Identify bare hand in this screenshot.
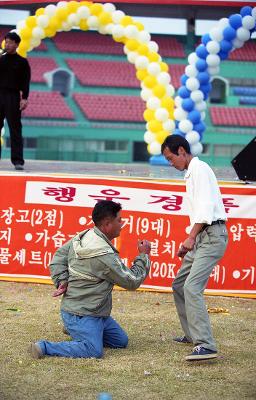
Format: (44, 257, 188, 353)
(52, 281, 68, 297)
(20, 99, 28, 111)
(177, 237, 195, 258)
(138, 239, 151, 255)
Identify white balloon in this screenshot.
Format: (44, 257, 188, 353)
(174, 96, 182, 107)
(206, 40, 220, 54)
(99, 26, 108, 35)
(236, 27, 251, 42)
(188, 52, 199, 65)
(44, 4, 57, 17)
(105, 23, 114, 35)
(68, 13, 79, 26)
(252, 7, 256, 19)
(144, 131, 155, 144)
(242, 15, 255, 30)
(125, 25, 139, 39)
(16, 20, 26, 30)
(200, 111, 206, 120)
(186, 77, 200, 91)
(190, 90, 204, 103)
(218, 18, 229, 29)
(112, 10, 125, 23)
(37, 15, 49, 28)
(190, 142, 203, 155)
(147, 62, 161, 76)
(155, 108, 169, 122)
(77, 6, 90, 19)
(61, 21, 72, 31)
(127, 51, 137, 63)
(206, 54, 220, 67)
(207, 65, 220, 75)
(30, 37, 41, 47)
(32, 27, 45, 39)
(185, 130, 200, 145)
(56, 1, 68, 8)
(87, 16, 99, 29)
(149, 141, 161, 155)
(112, 25, 125, 38)
(139, 30, 151, 43)
(232, 38, 244, 49)
(135, 55, 149, 69)
(148, 41, 159, 53)
(195, 100, 207, 112)
(147, 97, 161, 110)
(166, 84, 175, 97)
(157, 72, 171, 85)
(174, 107, 188, 121)
(140, 88, 152, 101)
(103, 3, 116, 13)
(185, 64, 198, 77)
(163, 119, 175, 133)
(209, 27, 223, 42)
(179, 119, 193, 133)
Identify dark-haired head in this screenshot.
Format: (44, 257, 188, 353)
(5, 31, 21, 44)
(161, 134, 191, 156)
(92, 200, 122, 227)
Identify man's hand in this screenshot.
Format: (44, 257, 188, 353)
(52, 281, 68, 297)
(20, 99, 28, 111)
(177, 237, 195, 258)
(138, 239, 151, 255)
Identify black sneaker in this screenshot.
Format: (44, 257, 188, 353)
(186, 345, 217, 361)
(173, 335, 192, 344)
(14, 164, 24, 171)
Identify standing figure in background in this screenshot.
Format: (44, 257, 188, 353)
(161, 134, 228, 361)
(0, 32, 31, 170)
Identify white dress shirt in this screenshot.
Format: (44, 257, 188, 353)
(184, 157, 227, 227)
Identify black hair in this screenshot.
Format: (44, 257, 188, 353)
(5, 32, 21, 44)
(161, 134, 191, 155)
(92, 200, 122, 226)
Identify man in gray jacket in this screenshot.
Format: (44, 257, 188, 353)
(30, 200, 151, 359)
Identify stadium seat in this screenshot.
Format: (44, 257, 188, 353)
(23, 91, 75, 119)
(210, 107, 256, 127)
(28, 57, 58, 83)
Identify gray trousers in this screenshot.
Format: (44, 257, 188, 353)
(172, 223, 228, 351)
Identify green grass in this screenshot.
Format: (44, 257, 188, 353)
(0, 281, 255, 400)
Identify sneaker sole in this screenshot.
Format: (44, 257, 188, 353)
(29, 343, 44, 359)
(186, 353, 218, 361)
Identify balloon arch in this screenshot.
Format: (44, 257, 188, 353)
(8, 1, 256, 157)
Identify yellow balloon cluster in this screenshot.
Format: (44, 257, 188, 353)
(15, 1, 176, 155)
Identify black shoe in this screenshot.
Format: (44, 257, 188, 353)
(186, 345, 218, 361)
(173, 335, 192, 344)
(14, 164, 24, 171)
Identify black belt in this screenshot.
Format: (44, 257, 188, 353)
(201, 220, 225, 231)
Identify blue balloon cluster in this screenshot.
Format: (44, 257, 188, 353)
(173, 5, 256, 155)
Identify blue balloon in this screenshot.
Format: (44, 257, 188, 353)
(200, 82, 212, 95)
(240, 6, 252, 17)
(182, 98, 195, 112)
(188, 110, 201, 124)
(196, 44, 209, 59)
(219, 39, 232, 53)
(223, 26, 236, 41)
(202, 33, 211, 46)
(197, 72, 210, 85)
(173, 128, 185, 137)
(178, 86, 191, 98)
(229, 14, 242, 29)
(218, 50, 229, 60)
(193, 121, 206, 134)
(180, 74, 188, 85)
(196, 59, 208, 72)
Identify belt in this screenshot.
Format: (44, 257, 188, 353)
(201, 220, 225, 231)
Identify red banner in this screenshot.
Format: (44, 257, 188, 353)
(0, 174, 255, 297)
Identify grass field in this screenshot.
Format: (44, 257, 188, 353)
(0, 281, 255, 400)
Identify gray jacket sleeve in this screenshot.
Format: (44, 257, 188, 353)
(99, 253, 150, 290)
(49, 239, 72, 288)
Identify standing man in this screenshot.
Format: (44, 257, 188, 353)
(30, 200, 151, 359)
(161, 135, 228, 361)
(0, 31, 31, 170)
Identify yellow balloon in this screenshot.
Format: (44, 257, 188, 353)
(125, 39, 139, 51)
(161, 96, 173, 109)
(35, 8, 45, 17)
(160, 62, 169, 72)
(155, 130, 169, 144)
(137, 44, 149, 56)
(20, 27, 32, 40)
(143, 109, 155, 122)
(67, 1, 80, 12)
(113, 36, 126, 43)
(90, 3, 103, 15)
(148, 52, 160, 62)
(148, 120, 163, 133)
(1, 39, 5, 50)
(56, 8, 68, 21)
(26, 16, 37, 28)
(79, 20, 89, 31)
(134, 21, 144, 31)
(153, 84, 166, 98)
(17, 47, 27, 57)
(136, 69, 147, 81)
(98, 12, 112, 25)
(143, 75, 157, 89)
(120, 16, 133, 26)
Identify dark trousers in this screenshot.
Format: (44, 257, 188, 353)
(0, 89, 24, 165)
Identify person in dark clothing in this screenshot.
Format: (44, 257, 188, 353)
(0, 31, 31, 170)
